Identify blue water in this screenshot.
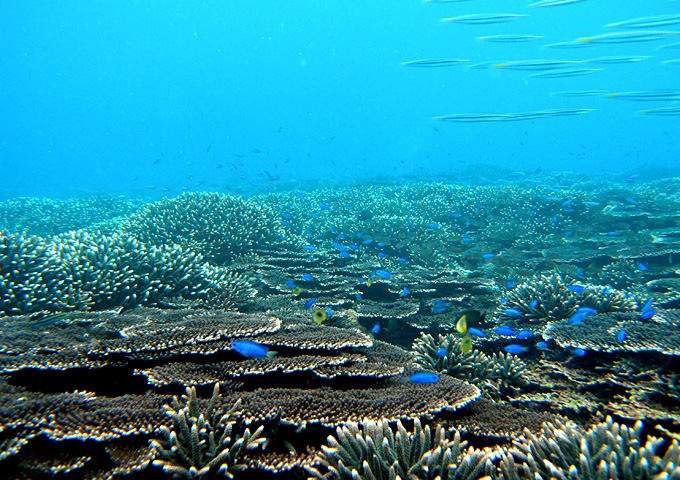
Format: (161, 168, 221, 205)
(1, 0, 679, 199)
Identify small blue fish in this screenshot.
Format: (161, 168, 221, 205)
(400, 287, 410, 297)
(505, 280, 515, 288)
(568, 285, 586, 292)
(376, 270, 392, 279)
(569, 312, 586, 325)
(529, 300, 539, 309)
(617, 328, 626, 342)
(572, 348, 586, 356)
(356, 294, 362, 300)
(468, 328, 486, 338)
(378, 252, 387, 258)
(409, 372, 440, 384)
(282, 213, 292, 219)
(428, 223, 440, 228)
(309, 213, 320, 218)
(641, 299, 653, 313)
(231, 340, 277, 359)
(516, 330, 532, 339)
(536, 341, 548, 349)
(504, 344, 527, 354)
(340, 251, 350, 258)
(482, 253, 495, 259)
(641, 310, 656, 320)
(362, 238, 374, 244)
(320, 203, 331, 210)
(504, 308, 523, 317)
(377, 242, 384, 247)
(398, 257, 407, 262)
(332, 242, 346, 251)
(281, 221, 290, 226)
(303, 245, 317, 251)
(305, 298, 316, 308)
(578, 307, 597, 315)
(349, 244, 360, 249)
(302, 274, 313, 281)
(494, 326, 516, 336)
(337, 234, 346, 239)
(638, 262, 648, 271)
(437, 347, 446, 357)
(372, 323, 380, 334)
(285, 280, 296, 287)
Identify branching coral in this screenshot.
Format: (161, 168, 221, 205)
(306, 418, 495, 480)
(501, 273, 578, 322)
(150, 383, 265, 479)
(412, 333, 526, 398)
(502, 416, 680, 480)
(123, 192, 282, 265)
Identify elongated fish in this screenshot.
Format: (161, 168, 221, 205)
(607, 14, 680, 29)
(442, 13, 525, 25)
(435, 109, 594, 122)
(530, 0, 586, 7)
(531, 68, 601, 78)
(578, 31, 680, 44)
(401, 58, 469, 67)
(477, 34, 543, 43)
(605, 90, 680, 101)
(639, 107, 680, 116)
(491, 59, 586, 71)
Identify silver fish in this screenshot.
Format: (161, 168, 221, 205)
(442, 13, 525, 25)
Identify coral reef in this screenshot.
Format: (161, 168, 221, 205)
(122, 192, 283, 265)
(151, 384, 265, 478)
(413, 333, 527, 398)
(306, 418, 496, 480)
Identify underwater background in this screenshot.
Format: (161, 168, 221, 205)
(2, 1, 680, 479)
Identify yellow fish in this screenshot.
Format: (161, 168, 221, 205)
(461, 336, 473, 353)
(366, 277, 373, 287)
(312, 309, 327, 324)
(456, 314, 468, 334)
(292, 287, 302, 296)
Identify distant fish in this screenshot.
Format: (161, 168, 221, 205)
(482, 253, 495, 259)
(641, 310, 656, 320)
(467, 328, 485, 338)
(437, 347, 446, 357)
(409, 372, 439, 384)
(400, 287, 410, 297)
(641, 299, 653, 313)
(531, 68, 601, 78)
(568, 285, 586, 292)
(302, 274, 313, 281)
(320, 203, 331, 210)
(251, 148, 261, 153)
(442, 13, 525, 25)
(606, 14, 680, 29)
(552, 90, 607, 97)
(530, 0, 585, 7)
(516, 330, 533, 339)
(28, 312, 69, 329)
(577, 31, 678, 45)
(639, 107, 680, 116)
(572, 348, 587, 356)
(504, 308, 523, 317)
(375, 269, 392, 279)
(231, 340, 277, 359)
(617, 327, 626, 342)
(478, 34, 543, 43)
(605, 90, 680, 101)
(491, 59, 586, 71)
(494, 326, 516, 336)
(529, 300, 539, 309)
(537, 341, 548, 349)
(456, 314, 468, 334)
(206, 144, 212, 153)
(585, 55, 650, 64)
(312, 309, 327, 324)
(303, 245, 317, 251)
(305, 298, 316, 308)
(578, 307, 597, 315)
(460, 336, 473, 353)
(504, 344, 528, 354)
(372, 323, 380, 334)
(402, 58, 469, 67)
(569, 312, 586, 325)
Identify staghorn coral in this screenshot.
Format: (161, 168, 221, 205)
(151, 383, 265, 479)
(0, 195, 144, 236)
(306, 418, 496, 480)
(501, 273, 579, 322)
(502, 416, 680, 480)
(123, 192, 283, 265)
(0, 231, 86, 314)
(412, 333, 527, 398)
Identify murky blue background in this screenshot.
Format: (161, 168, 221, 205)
(1, 0, 678, 199)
